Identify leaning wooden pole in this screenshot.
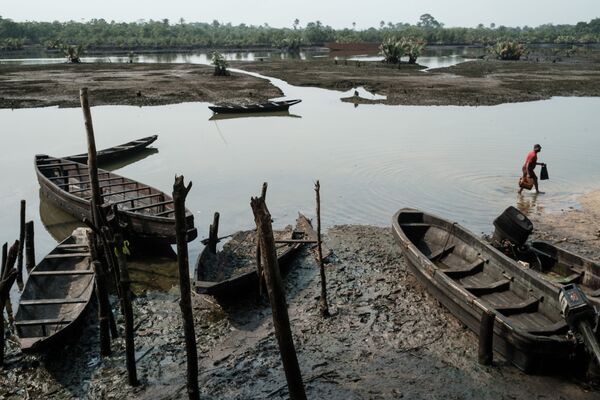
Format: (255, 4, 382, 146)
(25, 221, 35, 272)
(173, 175, 199, 400)
(315, 181, 330, 317)
(17, 200, 25, 285)
(114, 233, 138, 386)
(255, 183, 268, 298)
(0, 241, 19, 366)
(80, 87, 103, 227)
(250, 191, 306, 400)
(478, 310, 495, 366)
(208, 212, 220, 254)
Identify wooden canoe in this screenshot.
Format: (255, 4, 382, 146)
(35, 154, 197, 244)
(194, 213, 315, 297)
(15, 228, 94, 352)
(208, 99, 301, 114)
(65, 135, 158, 164)
(392, 208, 582, 374)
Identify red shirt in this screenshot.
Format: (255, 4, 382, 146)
(524, 150, 537, 167)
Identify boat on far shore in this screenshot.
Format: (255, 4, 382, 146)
(208, 99, 301, 114)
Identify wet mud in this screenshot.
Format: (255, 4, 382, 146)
(2, 222, 599, 399)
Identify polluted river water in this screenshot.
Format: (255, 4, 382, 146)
(1, 59, 600, 298)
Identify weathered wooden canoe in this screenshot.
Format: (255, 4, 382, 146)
(208, 111, 302, 121)
(35, 154, 197, 243)
(15, 228, 94, 352)
(209, 99, 301, 114)
(65, 135, 158, 164)
(392, 208, 581, 373)
(194, 213, 315, 297)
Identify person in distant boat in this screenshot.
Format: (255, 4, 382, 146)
(518, 144, 546, 194)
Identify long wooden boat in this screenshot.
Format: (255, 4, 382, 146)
(65, 135, 158, 164)
(15, 228, 94, 352)
(35, 154, 197, 243)
(208, 99, 301, 114)
(194, 213, 315, 297)
(392, 208, 583, 373)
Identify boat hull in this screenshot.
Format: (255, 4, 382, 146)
(208, 99, 301, 114)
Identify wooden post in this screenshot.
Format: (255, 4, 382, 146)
(251, 191, 306, 400)
(114, 233, 138, 386)
(478, 310, 495, 365)
(256, 183, 268, 297)
(208, 212, 220, 254)
(315, 181, 330, 318)
(25, 221, 35, 272)
(17, 200, 25, 285)
(80, 87, 103, 227)
(173, 175, 199, 400)
(99, 226, 119, 339)
(0, 241, 19, 366)
(1, 243, 6, 274)
(87, 230, 112, 356)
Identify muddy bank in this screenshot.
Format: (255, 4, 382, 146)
(2, 223, 599, 399)
(234, 57, 600, 106)
(2, 55, 600, 109)
(0, 63, 281, 109)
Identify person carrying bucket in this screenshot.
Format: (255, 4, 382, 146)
(518, 144, 547, 194)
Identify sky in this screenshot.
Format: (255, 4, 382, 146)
(2, 0, 599, 29)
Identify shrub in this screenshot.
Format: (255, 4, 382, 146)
(492, 41, 526, 60)
(211, 51, 230, 76)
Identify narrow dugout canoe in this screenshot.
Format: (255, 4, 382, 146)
(392, 208, 583, 374)
(35, 154, 197, 243)
(15, 228, 94, 352)
(65, 135, 158, 164)
(194, 213, 315, 297)
(208, 99, 301, 114)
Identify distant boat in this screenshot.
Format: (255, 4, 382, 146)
(35, 154, 197, 244)
(65, 135, 158, 164)
(209, 110, 302, 121)
(15, 228, 94, 352)
(209, 99, 301, 114)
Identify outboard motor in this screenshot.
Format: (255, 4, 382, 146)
(560, 284, 600, 367)
(492, 206, 533, 246)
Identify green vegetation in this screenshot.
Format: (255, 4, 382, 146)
(211, 51, 229, 76)
(492, 41, 526, 60)
(380, 37, 425, 64)
(1, 15, 600, 51)
(63, 43, 84, 63)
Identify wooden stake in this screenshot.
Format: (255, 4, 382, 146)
(25, 221, 35, 272)
(478, 310, 495, 366)
(173, 175, 199, 400)
(1, 243, 6, 275)
(256, 183, 267, 298)
(250, 191, 306, 400)
(315, 181, 330, 317)
(0, 241, 18, 367)
(208, 212, 220, 254)
(114, 233, 138, 386)
(87, 230, 111, 356)
(17, 200, 25, 285)
(80, 87, 103, 227)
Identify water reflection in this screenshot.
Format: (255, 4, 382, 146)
(516, 193, 545, 217)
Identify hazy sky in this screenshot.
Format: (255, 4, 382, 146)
(3, 0, 599, 28)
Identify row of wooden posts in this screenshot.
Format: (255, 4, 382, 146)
(1, 200, 36, 367)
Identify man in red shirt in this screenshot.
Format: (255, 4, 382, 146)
(518, 144, 546, 194)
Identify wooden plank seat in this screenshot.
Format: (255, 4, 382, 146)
(527, 320, 569, 336)
(70, 181, 131, 194)
(443, 258, 486, 279)
(19, 298, 88, 306)
(428, 244, 456, 261)
(492, 297, 540, 316)
(30, 270, 94, 276)
(558, 272, 582, 284)
(57, 244, 89, 249)
(38, 162, 79, 169)
(111, 193, 164, 205)
(44, 252, 91, 259)
(84, 186, 150, 200)
(127, 200, 173, 212)
(57, 176, 126, 187)
(15, 318, 72, 326)
(464, 279, 510, 296)
(155, 210, 175, 217)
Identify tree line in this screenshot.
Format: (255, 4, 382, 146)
(1, 14, 600, 51)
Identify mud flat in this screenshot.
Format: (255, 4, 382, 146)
(234, 57, 600, 106)
(0, 63, 281, 109)
(1, 224, 598, 399)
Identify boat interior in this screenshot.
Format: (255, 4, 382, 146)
(37, 155, 176, 218)
(397, 210, 568, 338)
